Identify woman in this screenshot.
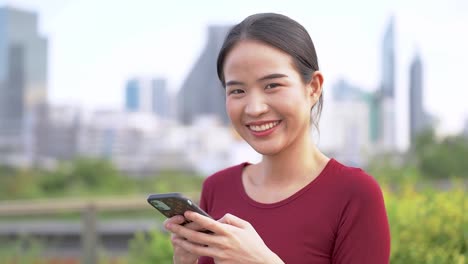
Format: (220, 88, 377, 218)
(165, 13, 390, 264)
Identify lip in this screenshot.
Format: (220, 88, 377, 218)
(245, 120, 281, 137)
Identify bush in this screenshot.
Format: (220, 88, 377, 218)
(385, 182, 467, 263)
(127, 229, 173, 263)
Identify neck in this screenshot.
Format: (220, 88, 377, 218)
(258, 132, 328, 186)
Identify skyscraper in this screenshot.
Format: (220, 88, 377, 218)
(381, 17, 395, 98)
(177, 25, 231, 125)
(125, 79, 140, 111)
(125, 77, 169, 118)
(377, 17, 396, 151)
(409, 53, 430, 143)
(332, 79, 373, 166)
(152, 79, 169, 119)
(0, 6, 48, 160)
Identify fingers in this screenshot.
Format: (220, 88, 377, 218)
(164, 215, 185, 226)
(183, 211, 226, 235)
(172, 236, 219, 257)
(167, 212, 249, 235)
(166, 221, 218, 246)
(165, 215, 207, 263)
(183, 212, 250, 234)
(183, 220, 205, 231)
(164, 215, 208, 234)
(218, 213, 250, 228)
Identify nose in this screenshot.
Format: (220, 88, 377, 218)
(244, 93, 268, 117)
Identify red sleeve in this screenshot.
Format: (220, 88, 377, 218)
(332, 170, 391, 264)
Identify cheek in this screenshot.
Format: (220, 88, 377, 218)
(226, 99, 241, 121)
(279, 96, 311, 122)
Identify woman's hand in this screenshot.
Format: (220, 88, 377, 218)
(165, 211, 284, 264)
(164, 215, 202, 264)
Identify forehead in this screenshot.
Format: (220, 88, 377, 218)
(223, 40, 297, 79)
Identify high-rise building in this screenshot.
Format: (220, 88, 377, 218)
(0, 6, 48, 161)
(36, 105, 80, 161)
(331, 79, 373, 166)
(381, 17, 395, 98)
(125, 79, 140, 111)
(125, 78, 152, 112)
(369, 92, 381, 144)
(409, 53, 430, 143)
(177, 25, 231, 125)
(152, 79, 169, 119)
(125, 77, 169, 118)
(377, 17, 396, 151)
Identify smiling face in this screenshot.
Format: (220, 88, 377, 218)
(223, 40, 322, 156)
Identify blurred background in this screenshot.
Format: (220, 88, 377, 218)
(0, 0, 466, 263)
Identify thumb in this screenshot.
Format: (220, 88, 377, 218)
(218, 213, 250, 228)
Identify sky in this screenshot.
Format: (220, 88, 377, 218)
(1, 0, 467, 149)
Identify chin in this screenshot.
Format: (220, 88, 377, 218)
(250, 144, 283, 156)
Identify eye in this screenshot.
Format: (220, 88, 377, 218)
(228, 89, 245, 95)
(265, 83, 280, 89)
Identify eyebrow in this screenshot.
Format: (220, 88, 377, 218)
(225, 73, 288, 87)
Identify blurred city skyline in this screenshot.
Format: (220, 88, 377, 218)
(1, 0, 467, 151)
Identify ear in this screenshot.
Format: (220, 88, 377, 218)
(307, 71, 324, 107)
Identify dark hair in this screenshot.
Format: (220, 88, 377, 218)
(216, 13, 323, 128)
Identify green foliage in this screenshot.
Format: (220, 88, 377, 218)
(137, 169, 204, 195)
(368, 138, 468, 263)
(369, 130, 468, 181)
(0, 166, 42, 199)
(413, 130, 468, 178)
(384, 183, 467, 264)
(127, 229, 173, 263)
(38, 157, 136, 196)
(0, 157, 204, 200)
(368, 159, 422, 185)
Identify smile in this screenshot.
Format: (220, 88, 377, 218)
(248, 121, 280, 132)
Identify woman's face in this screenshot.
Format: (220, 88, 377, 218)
(223, 40, 322, 156)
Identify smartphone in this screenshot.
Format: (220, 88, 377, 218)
(147, 192, 211, 222)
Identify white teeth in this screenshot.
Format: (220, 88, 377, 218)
(249, 121, 279, 132)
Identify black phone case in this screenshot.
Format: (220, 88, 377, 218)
(147, 192, 211, 219)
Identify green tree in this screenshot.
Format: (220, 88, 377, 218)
(414, 130, 468, 178)
(38, 157, 135, 197)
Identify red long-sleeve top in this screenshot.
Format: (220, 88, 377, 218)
(198, 159, 390, 264)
